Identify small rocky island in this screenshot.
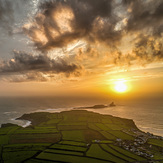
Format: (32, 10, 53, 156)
(0, 110, 163, 163)
(78, 104, 108, 109)
(74, 102, 116, 109)
(109, 102, 116, 107)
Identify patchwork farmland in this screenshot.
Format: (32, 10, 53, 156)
(0, 110, 163, 163)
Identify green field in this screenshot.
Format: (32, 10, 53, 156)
(42, 118, 62, 126)
(62, 130, 85, 141)
(87, 144, 125, 162)
(50, 143, 87, 152)
(36, 152, 109, 163)
(109, 144, 146, 161)
(109, 130, 134, 140)
(100, 131, 117, 140)
(0, 110, 162, 163)
(45, 148, 84, 156)
(0, 126, 20, 135)
(3, 151, 38, 163)
(9, 133, 61, 144)
(59, 140, 87, 147)
(148, 138, 163, 147)
(100, 144, 135, 162)
(0, 135, 9, 145)
(95, 123, 109, 131)
(105, 124, 124, 130)
(14, 126, 58, 134)
(3, 143, 50, 152)
(92, 140, 113, 144)
(88, 123, 101, 131)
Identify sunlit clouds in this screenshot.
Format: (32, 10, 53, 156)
(52, 6, 74, 34)
(0, 0, 163, 97)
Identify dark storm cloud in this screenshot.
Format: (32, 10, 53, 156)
(153, 25, 163, 37)
(133, 34, 163, 62)
(39, 0, 113, 32)
(123, 0, 163, 32)
(23, 0, 122, 52)
(0, 51, 80, 75)
(121, 0, 163, 62)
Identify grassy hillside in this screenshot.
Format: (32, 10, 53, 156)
(0, 110, 163, 163)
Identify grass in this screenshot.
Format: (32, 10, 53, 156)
(41, 119, 62, 126)
(25, 159, 53, 163)
(152, 152, 163, 160)
(3, 151, 38, 163)
(86, 144, 125, 162)
(78, 116, 89, 121)
(88, 123, 101, 131)
(14, 126, 58, 134)
(3, 143, 50, 152)
(101, 144, 135, 162)
(62, 130, 85, 142)
(105, 124, 123, 130)
(95, 123, 109, 131)
(0, 135, 9, 145)
(83, 129, 106, 143)
(0, 126, 20, 135)
(109, 130, 134, 140)
(10, 133, 61, 144)
(45, 149, 84, 156)
(148, 138, 163, 148)
(62, 111, 102, 123)
(0, 145, 2, 162)
(110, 117, 124, 125)
(0, 110, 161, 162)
(58, 125, 87, 130)
(101, 117, 113, 124)
(92, 140, 113, 144)
(50, 144, 87, 152)
(58, 122, 87, 126)
(59, 140, 87, 147)
(87, 117, 101, 123)
(109, 144, 146, 161)
(100, 131, 116, 140)
(37, 152, 109, 163)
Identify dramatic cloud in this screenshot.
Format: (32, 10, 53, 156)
(122, 0, 163, 62)
(133, 35, 163, 64)
(0, 51, 81, 76)
(123, 0, 163, 32)
(0, 0, 163, 82)
(8, 72, 48, 83)
(23, 0, 163, 63)
(23, 0, 121, 52)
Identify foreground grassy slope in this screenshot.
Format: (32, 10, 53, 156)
(0, 110, 163, 163)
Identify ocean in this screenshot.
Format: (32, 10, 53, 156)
(0, 96, 163, 136)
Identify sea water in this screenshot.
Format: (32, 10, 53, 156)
(0, 97, 163, 136)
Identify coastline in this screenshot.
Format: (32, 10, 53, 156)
(1, 104, 163, 137)
(9, 118, 31, 128)
(14, 114, 163, 137)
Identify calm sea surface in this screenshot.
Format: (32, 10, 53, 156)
(0, 97, 163, 136)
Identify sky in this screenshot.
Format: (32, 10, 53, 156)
(0, 0, 162, 99)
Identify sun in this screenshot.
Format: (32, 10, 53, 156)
(114, 80, 128, 93)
